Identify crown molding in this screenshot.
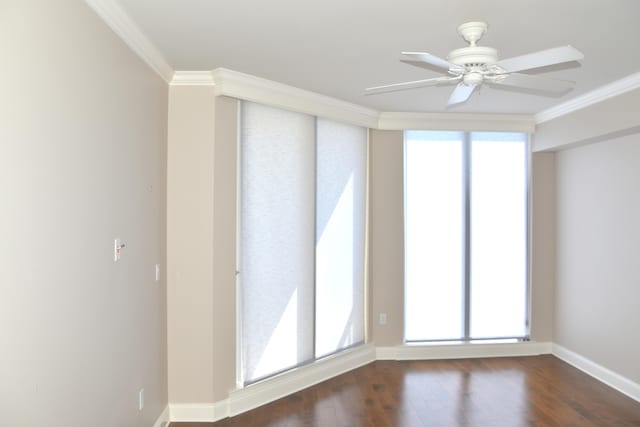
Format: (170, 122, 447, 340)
(210, 68, 380, 128)
(535, 72, 640, 124)
(84, 0, 174, 82)
(171, 71, 215, 86)
(378, 112, 536, 133)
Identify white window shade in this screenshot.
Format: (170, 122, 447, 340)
(470, 132, 527, 339)
(315, 119, 366, 358)
(405, 131, 465, 341)
(240, 103, 367, 384)
(240, 102, 315, 383)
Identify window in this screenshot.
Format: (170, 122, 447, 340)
(239, 102, 366, 384)
(404, 130, 528, 342)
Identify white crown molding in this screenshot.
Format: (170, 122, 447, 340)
(552, 344, 640, 402)
(79, 1, 639, 126)
(378, 112, 536, 133)
(84, 0, 174, 82)
(535, 72, 640, 124)
(376, 341, 552, 361)
(152, 405, 170, 427)
(211, 68, 380, 128)
(171, 71, 215, 86)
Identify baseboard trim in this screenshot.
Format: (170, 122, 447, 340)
(377, 341, 552, 360)
(152, 405, 169, 427)
(228, 344, 376, 416)
(552, 344, 640, 402)
(166, 340, 637, 422)
(169, 403, 214, 422)
(168, 344, 376, 422)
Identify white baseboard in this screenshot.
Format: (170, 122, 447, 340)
(167, 340, 639, 422)
(152, 405, 169, 427)
(168, 344, 376, 422)
(377, 341, 552, 360)
(169, 399, 230, 422)
(228, 344, 376, 416)
(552, 343, 640, 402)
(170, 403, 215, 422)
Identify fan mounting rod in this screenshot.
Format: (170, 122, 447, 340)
(447, 21, 498, 67)
(457, 21, 487, 46)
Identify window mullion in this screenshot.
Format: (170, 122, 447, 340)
(463, 132, 472, 340)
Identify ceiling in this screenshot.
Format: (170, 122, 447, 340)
(116, 0, 640, 115)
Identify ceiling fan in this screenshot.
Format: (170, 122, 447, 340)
(365, 21, 584, 106)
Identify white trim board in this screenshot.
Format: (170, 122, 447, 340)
(170, 344, 375, 422)
(552, 344, 640, 403)
(228, 344, 375, 416)
(377, 341, 552, 360)
(535, 72, 640, 124)
(169, 402, 228, 423)
(81, 1, 640, 126)
(152, 405, 169, 427)
(210, 68, 380, 129)
(378, 112, 536, 133)
(170, 341, 554, 422)
(84, 0, 174, 82)
(171, 71, 215, 86)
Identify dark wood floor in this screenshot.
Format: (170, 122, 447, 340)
(171, 355, 640, 426)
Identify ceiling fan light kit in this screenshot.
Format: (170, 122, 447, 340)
(365, 21, 584, 106)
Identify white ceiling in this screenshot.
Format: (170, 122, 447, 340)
(116, 0, 640, 114)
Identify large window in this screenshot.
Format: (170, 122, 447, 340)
(404, 130, 528, 342)
(239, 102, 366, 384)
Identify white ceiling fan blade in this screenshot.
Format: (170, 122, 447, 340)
(401, 52, 459, 71)
(496, 45, 584, 73)
(364, 76, 459, 95)
(490, 73, 575, 92)
(448, 83, 476, 105)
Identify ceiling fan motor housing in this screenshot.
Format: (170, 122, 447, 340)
(447, 46, 498, 68)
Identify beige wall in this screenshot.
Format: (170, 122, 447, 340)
(167, 86, 216, 403)
(534, 87, 640, 383)
(530, 153, 556, 342)
(555, 134, 640, 383)
(0, 1, 168, 426)
(167, 91, 238, 402)
(369, 130, 405, 345)
(212, 97, 238, 399)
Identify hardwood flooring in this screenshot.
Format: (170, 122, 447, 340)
(170, 355, 640, 426)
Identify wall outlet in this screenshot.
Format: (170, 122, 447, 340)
(379, 312, 387, 325)
(138, 388, 144, 411)
(155, 264, 160, 281)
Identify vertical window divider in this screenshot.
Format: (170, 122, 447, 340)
(524, 134, 533, 340)
(364, 130, 371, 344)
(463, 132, 472, 340)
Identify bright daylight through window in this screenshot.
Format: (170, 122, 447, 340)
(404, 130, 528, 342)
(239, 102, 366, 384)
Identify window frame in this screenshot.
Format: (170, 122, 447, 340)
(403, 130, 532, 343)
(236, 101, 368, 386)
